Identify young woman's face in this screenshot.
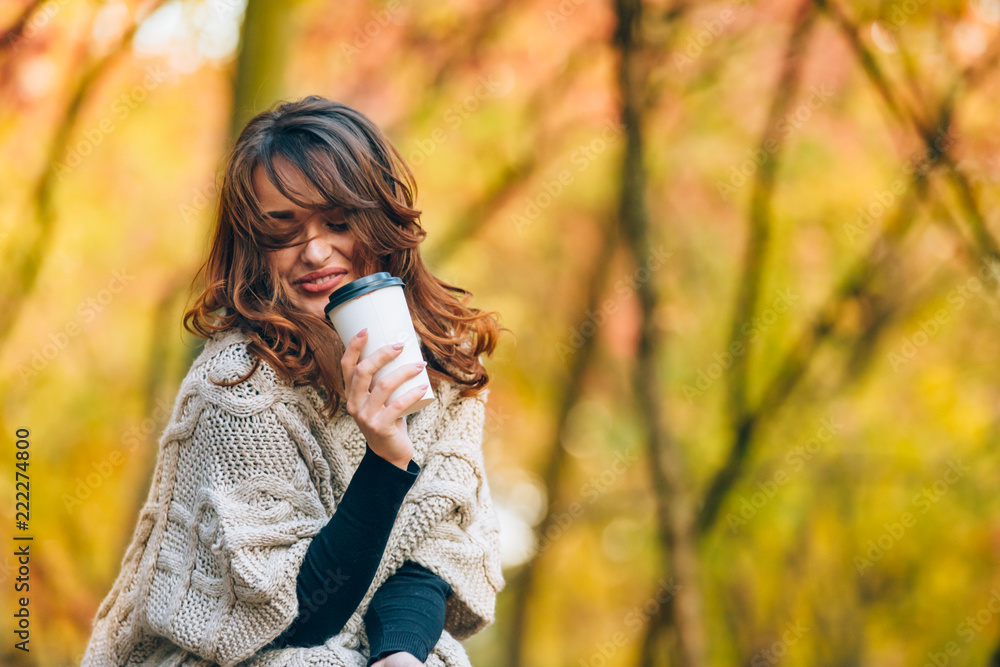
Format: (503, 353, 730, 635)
(254, 158, 360, 319)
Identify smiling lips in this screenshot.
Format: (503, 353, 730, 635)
(295, 268, 348, 293)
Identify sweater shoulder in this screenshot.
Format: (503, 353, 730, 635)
(194, 328, 278, 381)
(180, 328, 298, 416)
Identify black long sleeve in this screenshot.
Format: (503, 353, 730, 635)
(271, 444, 419, 649)
(364, 560, 452, 665)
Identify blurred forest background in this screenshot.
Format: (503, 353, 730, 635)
(3, 0, 1000, 665)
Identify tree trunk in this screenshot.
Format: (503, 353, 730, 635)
(613, 0, 706, 665)
(228, 0, 299, 148)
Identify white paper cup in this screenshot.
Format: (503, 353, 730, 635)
(324, 272, 436, 417)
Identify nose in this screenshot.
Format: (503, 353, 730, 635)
(300, 219, 332, 266)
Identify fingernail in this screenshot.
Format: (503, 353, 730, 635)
(392, 342, 405, 349)
(358, 328, 368, 337)
(419, 383, 429, 390)
(415, 361, 427, 368)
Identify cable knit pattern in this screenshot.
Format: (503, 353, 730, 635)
(81, 328, 505, 667)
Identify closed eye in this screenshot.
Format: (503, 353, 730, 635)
(325, 209, 350, 233)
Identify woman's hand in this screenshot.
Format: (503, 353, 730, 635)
(371, 652, 425, 667)
(342, 328, 428, 468)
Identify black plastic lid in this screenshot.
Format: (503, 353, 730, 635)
(324, 272, 405, 315)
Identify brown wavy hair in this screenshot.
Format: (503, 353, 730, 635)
(183, 95, 508, 420)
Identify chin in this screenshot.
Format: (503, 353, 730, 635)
(307, 303, 329, 319)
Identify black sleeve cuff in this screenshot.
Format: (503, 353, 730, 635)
(367, 635, 431, 666)
(364, 561, 452, 665)
(272, 445, 419, 648)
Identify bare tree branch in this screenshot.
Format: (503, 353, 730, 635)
(723, 0, 817, 493)
(816, 0, 1000, 259)
(503, 213, 619, 667)
(425, 45, 597, 266)
(0, 0, 45, 54)
(698, 176, 926, 534)
(381, 0, 530, 141)
(696, 0, 1000, 537)
(0, 0, 167, 355)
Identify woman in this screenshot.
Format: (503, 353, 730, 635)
(81, 96, 507, 666)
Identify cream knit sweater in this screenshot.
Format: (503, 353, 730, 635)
(82, 328, 505, 666)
